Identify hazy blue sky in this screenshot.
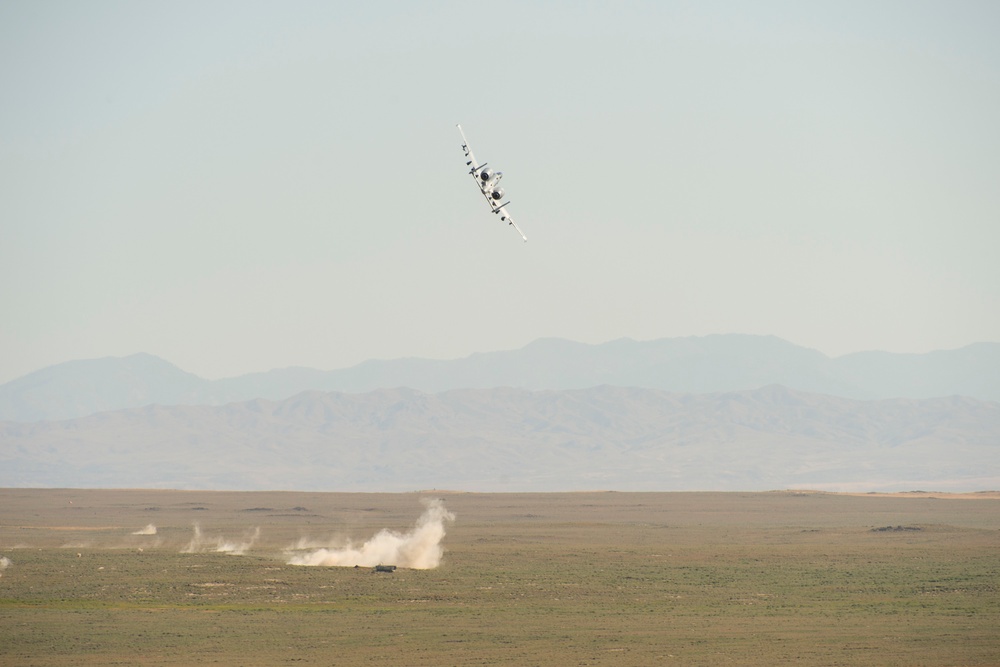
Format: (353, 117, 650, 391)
(2, 1, 998, 384)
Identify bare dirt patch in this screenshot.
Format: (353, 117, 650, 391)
(835, 490, 1000, 500)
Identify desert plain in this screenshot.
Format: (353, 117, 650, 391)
(1, 488, 998, 666)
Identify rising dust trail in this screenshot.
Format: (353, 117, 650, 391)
(181, 524, 260, 555)
(287, 498, 455, 570)
(0, 556, 9, 577)
(132, 524, 157, 535)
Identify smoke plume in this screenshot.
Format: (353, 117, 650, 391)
(181, 524, 260, 555)
(287, 498, 455, 570)
(131, 524, 157, 535)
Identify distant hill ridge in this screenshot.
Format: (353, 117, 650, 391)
(3, 384, 998, 491)
(1, 335, 998, 422)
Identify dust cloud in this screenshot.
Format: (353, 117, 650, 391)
(131, 523, 157, 535)
(0, 556, 10, 576)
(181, 524, 260, 555)
(287, 499, 455, 570)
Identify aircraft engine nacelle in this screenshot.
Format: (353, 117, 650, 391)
(491, 187, 505, 200)
(479, 168, 494, 182)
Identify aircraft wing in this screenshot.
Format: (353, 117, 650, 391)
(497, 205, 528, 242)
(456, 124, 481, 174)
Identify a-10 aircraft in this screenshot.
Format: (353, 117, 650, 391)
(457, 124, 527, 242)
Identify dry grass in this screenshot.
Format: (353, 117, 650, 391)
(1, 489, 998, 665)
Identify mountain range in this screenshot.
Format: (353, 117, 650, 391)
(3, 335, 997, 492)
(2, 335, 999, 422)
(3, 384, 998, 492)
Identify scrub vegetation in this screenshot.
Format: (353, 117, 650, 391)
(1, 489, 998, 665)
